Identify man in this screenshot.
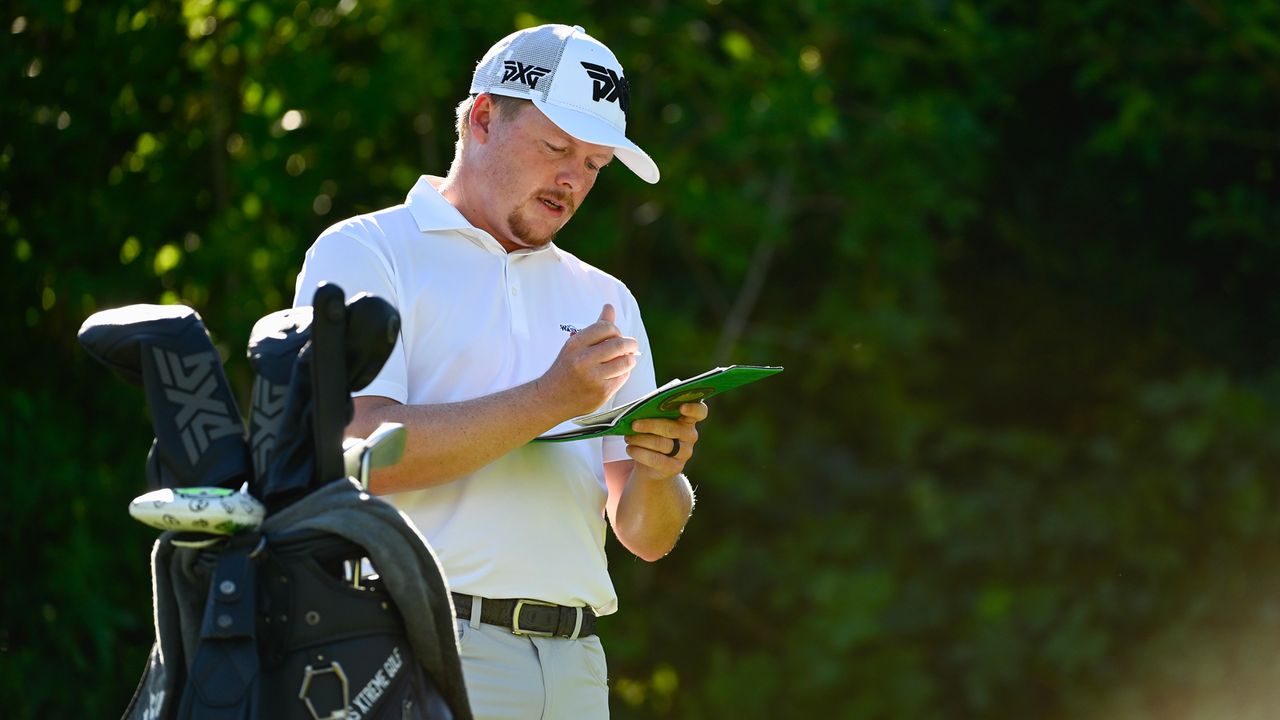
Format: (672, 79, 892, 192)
(293, 24, 704, 719)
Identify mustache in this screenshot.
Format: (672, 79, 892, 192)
(538, 189, 575, 213)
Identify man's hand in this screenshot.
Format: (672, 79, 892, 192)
(538, 303, 639, 419)
(604, 401, 707, 561)
(624, 401, 709, 481)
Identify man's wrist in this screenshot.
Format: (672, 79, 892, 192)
(631, 463, 686, 484)
(525, 375, 576, 429)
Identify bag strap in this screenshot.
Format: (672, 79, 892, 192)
(178, 533, 263, 719)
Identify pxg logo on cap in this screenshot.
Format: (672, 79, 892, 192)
(580, 62, 630, 114)
(470, 23, 659, 184)
(501, 60, 551, 89)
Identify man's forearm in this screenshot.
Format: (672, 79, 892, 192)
(349, 378, 566, 494)
(348, 306, 640, 494)
(608, 467, 695, 562)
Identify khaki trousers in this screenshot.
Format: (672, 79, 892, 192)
(454, 610, 609, 720)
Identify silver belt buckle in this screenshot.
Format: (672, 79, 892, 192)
(511, 599, 556, 637)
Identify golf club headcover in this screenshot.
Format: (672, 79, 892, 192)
(247, 305, 318, 513)
(246, 288, 400, 512)
(311, 287, 402, 491)
(246, 307, 312, 491)
(78, 304, 251, 491)
(344, 292, 401, 393)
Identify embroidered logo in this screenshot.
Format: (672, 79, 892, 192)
(580, 62, 630, 115)
(350, 647, 405, 718)
(559, 324, 581, 336)
(502, 60, 551, 89)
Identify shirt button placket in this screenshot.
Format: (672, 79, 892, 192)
(507, 260, 528, 337)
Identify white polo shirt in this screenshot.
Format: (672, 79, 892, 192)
(293, 175, 656, 616)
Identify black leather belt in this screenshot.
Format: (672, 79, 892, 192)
(452, 592, 598, 639)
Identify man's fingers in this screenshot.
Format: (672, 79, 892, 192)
(625, 420, 700, 471)
(570, 335, 638, 368)
(571, 319, 623, 346)
(628, 421, 698, 447)
(592, 335, 638, 358)
(625, 433, 691, 464)
(626, 445, 685, 467)
(578, 303, 619, 344)
(598, 353, 637, 380)
(625, 433, 683, 455)
(679, 401, 709, 423)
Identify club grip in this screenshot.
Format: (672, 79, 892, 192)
(310, 283, 348, 485)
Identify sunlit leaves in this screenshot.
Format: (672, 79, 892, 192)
(720, 31, 752, 62)
(152, 243, 182, 275)
(119, 236, 141, 264)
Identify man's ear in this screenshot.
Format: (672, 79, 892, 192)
(470, 93, 496, 143)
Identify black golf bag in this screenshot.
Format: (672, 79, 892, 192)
(79, 285, 472, 720)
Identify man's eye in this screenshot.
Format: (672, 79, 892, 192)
(543, 141, 566, 153)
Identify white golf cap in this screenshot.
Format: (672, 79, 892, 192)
(469, 24, 660, 184)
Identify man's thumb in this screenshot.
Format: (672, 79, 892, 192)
(598, 303, 615, 324)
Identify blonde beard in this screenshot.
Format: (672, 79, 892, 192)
(505, 207, 560, 249)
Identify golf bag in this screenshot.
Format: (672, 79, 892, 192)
(79, 285, 471, 720)
(125, 480, 467, 720)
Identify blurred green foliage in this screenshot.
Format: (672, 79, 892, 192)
(4, 0, 1280, 717)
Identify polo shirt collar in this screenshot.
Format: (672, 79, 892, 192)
(405, 175, 558, 258)
(405, 175, 471, 232)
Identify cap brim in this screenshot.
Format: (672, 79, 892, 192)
(532, 98, 660, 184)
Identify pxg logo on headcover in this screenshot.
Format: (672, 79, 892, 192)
(580, 62, 630, 115)
(151, 347, 242, 465)
(502, 60, 550, 89)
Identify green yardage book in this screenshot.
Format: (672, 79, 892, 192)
(534, 364, 783, 442)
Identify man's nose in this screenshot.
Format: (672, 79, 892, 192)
(556, 160, 585, 194)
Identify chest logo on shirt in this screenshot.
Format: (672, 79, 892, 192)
(559, 324, 581, 336)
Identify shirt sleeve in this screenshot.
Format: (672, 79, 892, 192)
(602, 287, 656, 464)
(293, 226, 410, 403)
